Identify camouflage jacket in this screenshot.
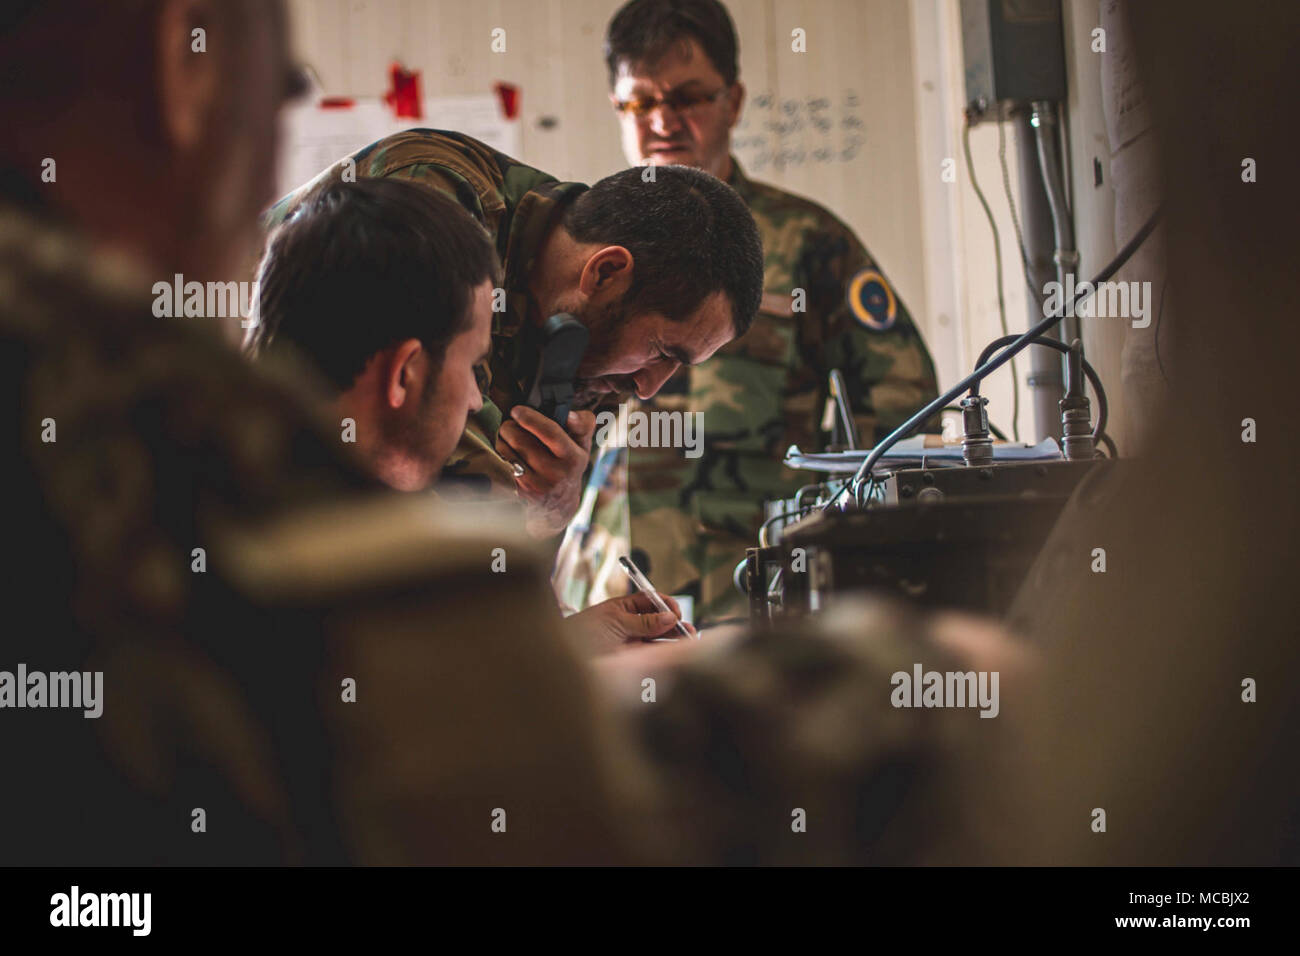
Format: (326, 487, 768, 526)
(557, 157, 939, 624)
(0, 183, 621, 865)
(265, 129, 588, 494)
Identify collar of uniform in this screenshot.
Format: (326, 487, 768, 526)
(495, 179, 587, 409)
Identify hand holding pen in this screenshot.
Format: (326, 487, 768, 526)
(619, 556, 697, 640)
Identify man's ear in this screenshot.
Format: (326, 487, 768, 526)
(156, 0, 219, 151)
(384, 339, 426, 410)
(578, 246, 634, 300)
(726, 81, 746, 130)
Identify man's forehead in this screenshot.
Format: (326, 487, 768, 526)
(614, 37, 722, 90)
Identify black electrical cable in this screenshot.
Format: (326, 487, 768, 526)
(969, 334, 1109, 444)
(1070, 204, 1160, 290)
(823, 204, 1162, 512)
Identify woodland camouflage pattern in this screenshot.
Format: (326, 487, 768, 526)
(266, 129, 588, 496)
(560, 158, 939, 624)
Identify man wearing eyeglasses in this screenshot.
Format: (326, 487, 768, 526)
(559, 0, 940, 626)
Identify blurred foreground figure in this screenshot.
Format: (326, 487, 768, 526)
(0, 0, 623, 865)
(982, 0, 1300, 864)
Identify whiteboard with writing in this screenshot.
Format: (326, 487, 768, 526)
(732, 88, 868, 177)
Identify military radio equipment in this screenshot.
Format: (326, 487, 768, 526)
(737, 209, 1162, 621)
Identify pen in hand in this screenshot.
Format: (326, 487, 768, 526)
(618, 556, 695, 640)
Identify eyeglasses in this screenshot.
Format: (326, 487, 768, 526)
(613, 86, 729, 118)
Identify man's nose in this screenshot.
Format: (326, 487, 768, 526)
(634, 361, 680, 399)
(647, 104, 682, 138)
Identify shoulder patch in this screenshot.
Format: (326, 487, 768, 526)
(847, 269, 897, 331)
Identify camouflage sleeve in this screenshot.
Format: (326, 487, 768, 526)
(264, 159, 489, 231)
(439, 406, 529, 497)
(800, 220, 941, 444)
(64, 495, 625, 864)
(265, 129, 510, 236)
(378, 162, 492, 224)
(217, 495, 630, 864)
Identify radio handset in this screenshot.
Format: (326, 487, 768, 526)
(523, 313, 589, 428)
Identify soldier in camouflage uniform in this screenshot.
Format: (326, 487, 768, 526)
(262, 129, 764, 540)
(555, 0, 940, 624)
(0, 0, 625, 865)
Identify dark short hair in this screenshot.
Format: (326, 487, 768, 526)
(563, 164, 763, 336)
(250, 177, 500, 391)
(605, 0, 740, 87)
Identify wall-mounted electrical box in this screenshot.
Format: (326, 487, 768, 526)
(961, 0, 1067, 121)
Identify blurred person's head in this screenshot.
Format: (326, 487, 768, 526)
(250, 178, 499, 491)
(605, 0, 744, 181)
(540, 163, 763, 407)
(0, 0, 303, 279)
